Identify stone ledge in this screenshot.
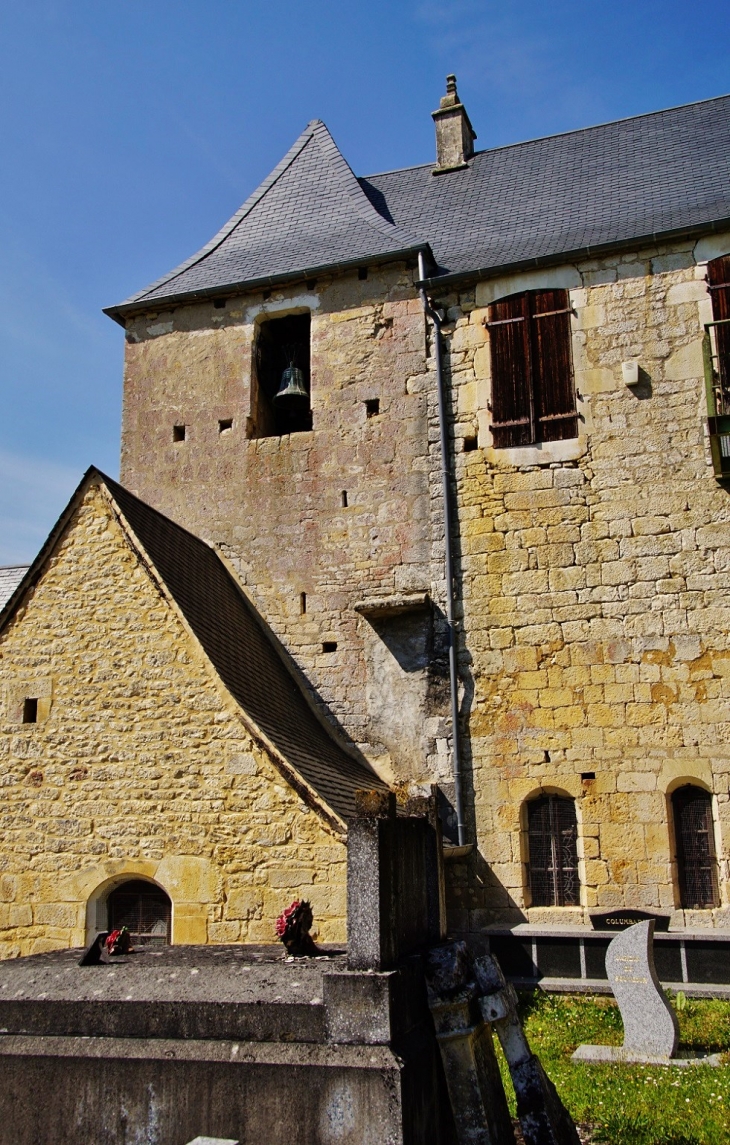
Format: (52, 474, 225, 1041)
(353, 593, 430, 617)
(511, 977, 730, 1000)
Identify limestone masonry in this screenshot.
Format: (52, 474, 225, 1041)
(2, 81, 730, 954)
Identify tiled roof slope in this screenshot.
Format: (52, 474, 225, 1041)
(0, 471, 386, 822)
(0, 567, 28, 610)
(107, 120, 424, 319)
(364, 94, 730, 282)
(106, 95, 730, 319)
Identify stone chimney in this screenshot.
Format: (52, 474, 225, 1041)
(432, 75, 476, 174)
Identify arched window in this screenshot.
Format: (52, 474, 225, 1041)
(106, 879, 172, 946)
(486, 289, 577, 448)
(672, 786, 720, 909)
(526, 794, 580, 906)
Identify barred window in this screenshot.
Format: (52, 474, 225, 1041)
(672, 785, 720, 910)
(107, 879, 172, 946)
(486, 289, 577, 448)
(526, 794, 580, 907)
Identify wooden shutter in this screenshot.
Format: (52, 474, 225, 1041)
(486, 293, 532, 448)
(527, 795, 580, 907)
(672, 786, 720, 910)
(708, 254, 730, 402)
(487, 289, 576, 447)
(531, 289, 578, 442)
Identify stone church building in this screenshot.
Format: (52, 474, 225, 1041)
(1, 80, 730, 966)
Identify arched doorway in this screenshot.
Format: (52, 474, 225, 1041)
(106, 879, 172, 946)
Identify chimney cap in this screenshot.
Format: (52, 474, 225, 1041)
(432, 74, 476, 174)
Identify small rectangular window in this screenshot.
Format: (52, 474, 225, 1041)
(322, 641, 337, 653)
(365, 398, 380, 418)
(213, 298, 226, 309)
(173, 425, 186, 442)
(341, 491, 348, 508)
(22, 698, 38, 724)
(358, 267, 368, 280)
(486, 289, 577, 448)
(249, 313, 311, 438)
(218, 418, 233, 434)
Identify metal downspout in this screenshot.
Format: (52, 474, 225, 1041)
(418, 252, 466, 846)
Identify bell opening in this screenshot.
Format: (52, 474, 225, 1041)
(249, 313, 312, 438)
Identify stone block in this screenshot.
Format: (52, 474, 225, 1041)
(225, 888, 264, 920)
(664, 340, 703, 380)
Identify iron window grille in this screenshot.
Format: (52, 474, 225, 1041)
(527, 794, 580, 907)
(107, 879, 172, 946)
(484, 289, 578, 448)
(672, 785, 720, 910)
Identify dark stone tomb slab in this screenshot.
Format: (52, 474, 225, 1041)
(590, 910, 670, 932)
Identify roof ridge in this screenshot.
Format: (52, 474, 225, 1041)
(308, 120, 421, 246)
(364, 92, 730, 179)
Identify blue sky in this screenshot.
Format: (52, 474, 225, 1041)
(1, 0, 728, 564)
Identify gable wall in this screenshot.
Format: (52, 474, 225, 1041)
(120, 264, 450, 786)
(435, 233, 730, 930)
(0, 486, 346, 959)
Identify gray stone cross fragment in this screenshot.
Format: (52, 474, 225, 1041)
(474, 954, 581, 1145)
(573, 920, 722, 1066)
(425, 941, 581, 1145)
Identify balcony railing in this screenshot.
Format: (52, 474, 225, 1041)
(702, 319, 730, 479)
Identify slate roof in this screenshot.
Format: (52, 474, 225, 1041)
(106, 120, 424, 320)
(365, 94, 730, 285)
(0, 567, 28, 611)
(0, 470, 386, 823)
(106, 94, 730, 321)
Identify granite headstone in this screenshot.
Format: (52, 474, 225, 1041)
(573, 920, 720, 1066)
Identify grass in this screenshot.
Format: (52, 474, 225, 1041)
(495, 991, 730, 1145)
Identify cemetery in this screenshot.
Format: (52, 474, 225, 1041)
(0, 790, 727, 1144)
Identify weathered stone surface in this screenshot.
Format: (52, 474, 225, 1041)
(186, 1137, 239, 1144)
(0, 487, 347, 956)
(475, 955, 579, 1145)
(347, 814, 441, 971)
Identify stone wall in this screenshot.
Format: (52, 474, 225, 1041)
(118, 232, 730, 936)
(120, 263, 450, 785)
(0, 486, 347, 958)
(437, 232, 730, 930)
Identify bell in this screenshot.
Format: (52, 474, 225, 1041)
(274, 365, 308, 404)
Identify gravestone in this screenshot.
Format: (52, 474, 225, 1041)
(573, 920, 721, 1066)
(590, 909, 670, 932)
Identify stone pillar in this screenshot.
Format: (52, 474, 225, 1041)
(346, 789, 445, 971)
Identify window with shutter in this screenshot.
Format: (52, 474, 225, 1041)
(707, 254, 730, 404)
(671, 785, 720, 910)
(526, 794, 580, 907)
(486, 289, 577, 448)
